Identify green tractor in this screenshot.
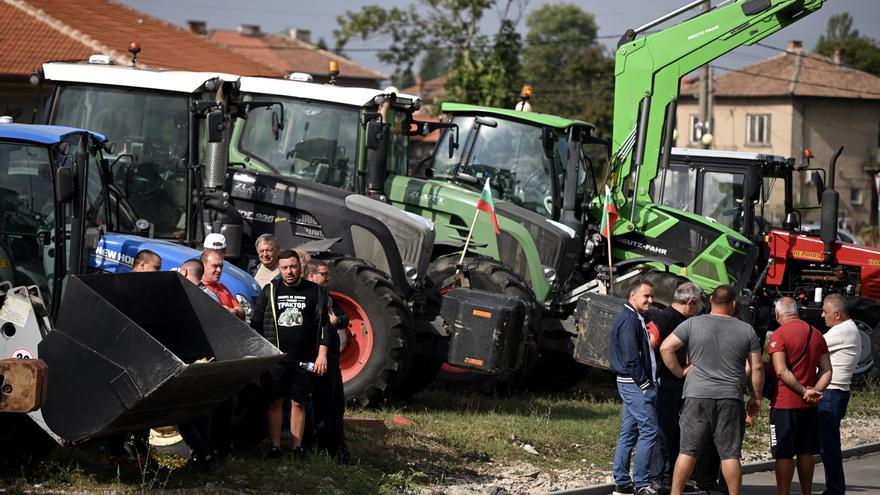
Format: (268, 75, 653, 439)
(227, 0, 825, 385)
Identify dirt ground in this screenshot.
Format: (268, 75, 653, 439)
(426, 414, 880, 495)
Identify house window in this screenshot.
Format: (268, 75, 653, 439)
(747, 114, 771, 146)
(850, 188, 863, 206)
(689, 114, 701, 143)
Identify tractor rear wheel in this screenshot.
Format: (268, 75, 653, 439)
(328, 257, 413, 406)
(847, 297, 880, 380)
(425, 254, 537, 388)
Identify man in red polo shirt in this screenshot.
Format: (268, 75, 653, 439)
(201, 249, 244, 320)
(768, 297, 832, 495)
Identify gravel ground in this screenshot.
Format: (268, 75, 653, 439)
(426, 414, 880, 495)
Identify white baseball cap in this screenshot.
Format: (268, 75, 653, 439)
(203, 233, 227, 250)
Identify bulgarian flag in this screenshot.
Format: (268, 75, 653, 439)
(600, 185, 618, 238)
(477, 177, 501, 235)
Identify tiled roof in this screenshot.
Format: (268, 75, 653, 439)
(682, 47, 880, 101)
(0, 0, 280, 78)
(403, 77, 447, 101)
(207, 31, 386, 82)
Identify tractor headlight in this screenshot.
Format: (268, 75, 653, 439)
(236, 294, 254, 320)
(403, 263, 420, 287)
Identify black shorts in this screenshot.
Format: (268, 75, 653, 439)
(261, 363, 314, 404)
(679, 398, 746, 460)
(770, 407, 820, 458)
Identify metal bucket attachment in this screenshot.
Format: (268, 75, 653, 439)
(38, 272, 281, 442)
(572, 292, 625, 369)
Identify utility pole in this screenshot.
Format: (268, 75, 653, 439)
(698, 0, 713, 149)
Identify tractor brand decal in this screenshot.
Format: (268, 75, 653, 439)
(238, 210, 278, 224)
(94, 246, 134, 267)
(868, 259, 880, 266)
(792, 249, 822, 260)
(405, 190, 444, 206)
(614, 237, 669, 256)
(0, 258, 9, 268)
(688, 24, 719, 41)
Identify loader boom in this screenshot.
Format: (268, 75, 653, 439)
(612, 0, 823, 203)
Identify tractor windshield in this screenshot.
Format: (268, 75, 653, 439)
(51, 85, 189, 239)
(657, 165, 746, 231)
(239, 96, 359, 190)
(434, 116, 557, 216)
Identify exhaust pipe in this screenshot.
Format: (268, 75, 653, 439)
(820, 147, 843, 262)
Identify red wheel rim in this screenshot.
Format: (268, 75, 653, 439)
(332, 291, 374, 383)
(441, 363, 470, 374)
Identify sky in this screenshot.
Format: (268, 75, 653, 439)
(118, 0, 880, 80)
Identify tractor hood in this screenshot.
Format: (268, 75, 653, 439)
(228, 169, 433, 291)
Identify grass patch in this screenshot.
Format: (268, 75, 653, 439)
(2, 376, 879, 493)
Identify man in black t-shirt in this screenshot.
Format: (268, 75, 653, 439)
(251, 249, 331, 457)
(647, 282, 703, 489)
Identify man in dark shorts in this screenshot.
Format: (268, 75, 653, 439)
(768, 297, 832, 495)
(660, 285, 763, 495)
(251, 249, 331, 457)
(646, 282, 702, 490)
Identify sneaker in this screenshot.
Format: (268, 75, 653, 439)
(636, 485, 659, 495)
(268, 447, 282, 459)
(651, 481, 671, 495)
(613, 483, 635, 495)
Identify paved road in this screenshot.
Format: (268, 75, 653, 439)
(742, 452, 880, 494)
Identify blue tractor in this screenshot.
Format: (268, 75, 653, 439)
(0, 121, 278, 460)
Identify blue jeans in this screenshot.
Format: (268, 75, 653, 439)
(819, 389, 850, 495)
(614, 382, 660, 488)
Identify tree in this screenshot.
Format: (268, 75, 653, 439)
(521, 3, 614, 135)
(815, 13, 880, 77)
(334, 0, 526, 106)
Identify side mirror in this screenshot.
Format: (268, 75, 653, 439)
(541, 127, 556, 158)
(55, 167, 75, 204)
(207, 110, 225, 143)
(812, 171, 825, 204)
(448, 125, 459, 159)
(365, 119, 381, 151)
(271, 111, 282, 141)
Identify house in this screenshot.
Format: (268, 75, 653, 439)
(0, 0, 282, 120)
(677, 41, 880, 231)
(205, 24, 386, 88)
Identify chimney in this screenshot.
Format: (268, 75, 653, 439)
(286, 28, 311, 44)
(787, 40, 803, 53)
(187, 20, 207, 35)
(237, 24, 261, 37)
(833, 47, 846, 66)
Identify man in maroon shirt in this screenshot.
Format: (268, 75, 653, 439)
(768, 297, 832, 495)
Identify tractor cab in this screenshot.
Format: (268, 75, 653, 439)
(658, 148, 827, 241)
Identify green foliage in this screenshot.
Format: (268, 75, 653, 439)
(522, 3, 615, 135)
(334, 1, 522, 105)
(815, 13, 880, 77)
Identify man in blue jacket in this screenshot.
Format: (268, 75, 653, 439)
(611, 278, 661, 495)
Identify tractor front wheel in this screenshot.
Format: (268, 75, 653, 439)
(328, 257, 413, 406)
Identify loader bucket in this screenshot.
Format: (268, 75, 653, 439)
(38, 272, 281, 442)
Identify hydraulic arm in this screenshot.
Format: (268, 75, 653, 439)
(611, 0, 823, 206)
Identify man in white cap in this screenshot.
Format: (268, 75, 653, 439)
(203, 233, 227, 257)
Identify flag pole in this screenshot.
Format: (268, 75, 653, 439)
(458, 207, 481, 267)
(606, 223, 613, 294)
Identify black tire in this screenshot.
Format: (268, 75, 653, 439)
(611, 270, 692, 307)
(847, 297, 880, 380)
(516, 348, 592, 392)
(426, 254, 537, 387)
(0, 413, 56, 465)
(327, 257, 413, 406)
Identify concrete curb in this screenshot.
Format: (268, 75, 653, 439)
(547, 442, 880, 495)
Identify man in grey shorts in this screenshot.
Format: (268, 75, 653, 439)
(659, 285, 763, 495)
